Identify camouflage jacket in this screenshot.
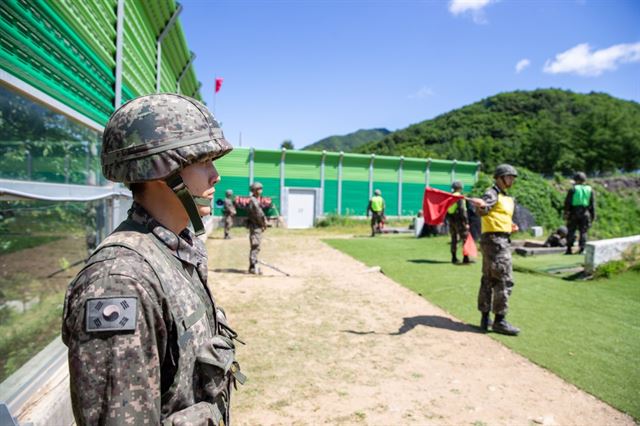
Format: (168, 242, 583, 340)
(246, 195, 266, 229)
(223, 197, 236, 216)
(62, 203, 243, 425)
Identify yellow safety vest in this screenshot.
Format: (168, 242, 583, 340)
(448, 191, 461, 214)
(481, 192, 514, 233)
(370, 196, 384, 212)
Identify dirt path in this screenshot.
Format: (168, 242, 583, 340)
(207, 231, 633, 426)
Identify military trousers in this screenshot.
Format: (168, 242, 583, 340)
(478, 233, 514, 315)
(448, 218, 469, 257)
(249, 226, 263, 269)
(223, 214, 234, 238)
(566, 209, 591, 251)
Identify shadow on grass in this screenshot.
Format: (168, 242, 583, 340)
(390, 315, 482, 335)
(408, 259, 451, 264)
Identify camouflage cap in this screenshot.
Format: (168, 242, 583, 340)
(494, 164, 518, 178)
(101, 94, 233, 183)
(574, 172, 587, 183)
(374, 189, 382, 195)
(451, 180, 463, 190)
(250, 182, 263, 191)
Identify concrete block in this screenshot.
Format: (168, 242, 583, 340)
(531, 226, 543, 237)
(585, 235, 640, 273)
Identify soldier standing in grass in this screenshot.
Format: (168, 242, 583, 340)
(247, 182, 267, 274)
(223, 188, 236, 239)
(564, 172, 596, 255)
(367, 189, 385, 237)
(447, 180, 470, 264)
(62, 94, 244, 425)
(469, 164, 520, 336)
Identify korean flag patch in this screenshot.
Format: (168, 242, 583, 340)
(86, 297, 138, 332)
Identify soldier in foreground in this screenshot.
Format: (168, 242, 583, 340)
(62, 94, 244, 425)
(223, 188, 237, 239)
(446, 181, 470, 264)
(564, 172, 596, 254)
(367, 189, 385, 237)
(247, 182, 267, 274)
(469, 164, 520, 336)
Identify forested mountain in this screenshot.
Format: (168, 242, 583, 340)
(303, 128, 390, 152)
(355, 89, 640, 175)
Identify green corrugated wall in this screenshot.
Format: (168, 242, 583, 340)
(212, 147, 478, 218)
(0, 0, 201, 126)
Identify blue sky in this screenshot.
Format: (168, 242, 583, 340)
(181, 0, 640, 150)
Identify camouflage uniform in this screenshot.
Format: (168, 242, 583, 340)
(223, 196, 236, 239)
(62, 94, 243, 425)
(446, 198, 469, 262)
(564, 175, 595, 254)
(477, 185, 514, 316)
(63, 203, 244, 425)
(247, 195, 266, 273)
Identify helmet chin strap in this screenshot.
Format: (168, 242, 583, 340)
(165, 173, 206, 236)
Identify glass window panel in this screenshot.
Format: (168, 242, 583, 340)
(0, 84, 103, 185)
(0, 199, 108, 382)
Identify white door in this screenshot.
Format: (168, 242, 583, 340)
(287, 189, 316, 229)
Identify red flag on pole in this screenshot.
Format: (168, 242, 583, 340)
(215, 77, 224, 93)
(422, 187, 464, 225)
(462, 233, 478, 257)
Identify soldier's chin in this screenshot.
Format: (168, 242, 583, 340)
(198, 206, 211, 217)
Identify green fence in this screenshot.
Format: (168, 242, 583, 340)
(213, 148, 479, 217)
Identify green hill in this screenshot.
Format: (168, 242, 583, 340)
(303, 128, 390, 152)
(355, 89, 640, 175)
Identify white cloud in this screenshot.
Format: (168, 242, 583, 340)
(543, 42, 640, 76)
(408, 86, 435, 99)
(448, 0, 496, 23)
(515, 59, 531, 73)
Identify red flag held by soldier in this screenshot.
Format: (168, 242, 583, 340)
(462, 233, 478, 257)
(422, 187, 464, 225)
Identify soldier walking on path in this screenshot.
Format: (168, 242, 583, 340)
(62, 94, 244, 425)
(367, 189, 385, 237)
(247, 182, 267, 274)
(564, 172, 595, 255)
(469, 164, 520, 336)
(447, 181, 470, 264)
(223, 188, 237, 239)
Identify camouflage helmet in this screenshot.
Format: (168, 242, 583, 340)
(494, 164, 518, 178)
(557, 225, 568, 236)
(374, 189, 382, 196)
(250, 182, 263, 191)
(451, 180, 463, 190)
(101, 93, 232, 183)
(225, 189, 233, 196)
(573, 171, 587, 183)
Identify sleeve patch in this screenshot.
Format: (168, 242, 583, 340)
(85, 297, 138, 332)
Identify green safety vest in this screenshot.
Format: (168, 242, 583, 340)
(370, 196, 384, 212)
(571, 185, 592, 207)
(448, 191, 461, 214)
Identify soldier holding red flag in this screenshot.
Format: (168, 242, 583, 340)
(468, 164, 520, 336)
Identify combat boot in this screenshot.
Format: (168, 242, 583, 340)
(451, 255, 459, 264)
(479, 312, 493, 332)
(492, 314, 520, 336)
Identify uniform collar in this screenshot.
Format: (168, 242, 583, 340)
(128, 202, 207, 270)
(493, 184, 508, 195)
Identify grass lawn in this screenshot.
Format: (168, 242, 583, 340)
(326, 235, 640, 420)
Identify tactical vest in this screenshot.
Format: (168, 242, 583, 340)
(447, 192, 461, 214)
(94, 220, 243, 425)
(481, 191, 514, 234)
(370, 196, 384, 212)
(571, 184, 592, 207)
